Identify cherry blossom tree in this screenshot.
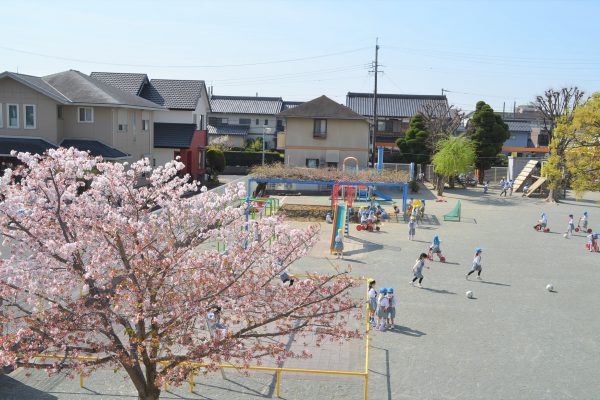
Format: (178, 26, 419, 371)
(0, 148, 361, 400)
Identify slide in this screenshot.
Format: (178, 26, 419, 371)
(330, 204, 347, 253)
(372, 190, 392, 202)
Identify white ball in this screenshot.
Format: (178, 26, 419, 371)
(546, 284, 554, 292)
(563, 233, 568, 238)
(466, 290, 474, 299)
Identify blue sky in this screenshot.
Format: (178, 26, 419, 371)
(1, 0, 599, 111)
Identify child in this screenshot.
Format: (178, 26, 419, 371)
(539, 212, 548, 230)
(587, 232, 599, 252)
(376, 288, 390, 331)
(483, 181, 489, 194)
(333, 229, 344, 259)
(386, 288, 396, 329)
(466, 248, 483, 280)
(411, 253, 429, 288)
(579, 211, 589, 232)
(368, 280, 377, 325)
(522, 182, 529, 197)
(428, 234, 444, 261)
(565, 214, 575, 238)
(408, 215, 417, 241)
(393, 205, 400, 222)
(508, 179, 514, 196)
(325, 211, 333, 224)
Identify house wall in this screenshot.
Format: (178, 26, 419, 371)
(195, 95, 210, 130)
(153, 110, 194, 124)
(0, 78, 60, 143)
(504, 131, 529, 148)
(209, 112, 277, 148)
(283, 118, 369, 168)
(61, 106, 154, 161)
(153, 147, 176, 168)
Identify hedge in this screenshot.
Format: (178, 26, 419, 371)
(224, 151, 282, 167)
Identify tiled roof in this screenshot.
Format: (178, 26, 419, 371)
(0, 72, 70, 103)
(90, 72, 149, 96)
(141, 79, 205, 110)
(505, 120, 532, 132)
(282, 101, 305, 111)
(346, 92, 448, 118)
(0, 137, 57, 156)
(42, 70, 163, 109)
(61, 139, 129, 159)
(210, 96, 283, 115)
(207, 124, 249, 136)
(154, 123, 197, 148)
(278, 95, 366, 120)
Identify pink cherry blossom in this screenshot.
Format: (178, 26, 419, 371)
(0, 148, 361, 400)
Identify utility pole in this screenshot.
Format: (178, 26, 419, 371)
(369, 38, 381, 167)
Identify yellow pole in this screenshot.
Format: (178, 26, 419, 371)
(79, 373, 84, 388)
(188, 371, 195, 392)
(364, 374, 368, 400)
(276, 369, 281, 398)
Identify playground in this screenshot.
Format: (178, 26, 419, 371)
(3, 181, 600, 399)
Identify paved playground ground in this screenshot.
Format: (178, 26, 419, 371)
(1, 185, 600, 399)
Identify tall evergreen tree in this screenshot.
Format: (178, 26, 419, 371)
(396, 113, 430, 164)
(465, 101, 510, 183)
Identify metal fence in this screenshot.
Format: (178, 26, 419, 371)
(382, 163, 508, 184)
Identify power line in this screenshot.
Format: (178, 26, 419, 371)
(0, 45, 371, 69)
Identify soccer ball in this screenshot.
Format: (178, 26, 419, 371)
(546, 284, 554, 292)
(563, 233, 568, 238)
(466, 290, 474, 299)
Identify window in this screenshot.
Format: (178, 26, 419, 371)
(132, 111, 137, 130)
(313, 119, 327, 138)
(0, 103, 3, 128)
(392, 119, 402, 132)
(78, 107, 93, 123)
(239, 118, 251, 126)
(118, 124, 128, 132)
(264, 119, 268, 126)
(220, 118, 229, 125)
(306, 158, 319, 168)
(255, 119, 259, 125)
(377, 120, 386, 131)
(8, 104, 19, 128)
(142, 119, 150, 131)
(24, 105, 36, 129)
(57, 106, 63, 120)
(327, 162, 338, 168)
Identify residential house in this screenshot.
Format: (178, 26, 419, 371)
(277, 95, 370, 168)
(91, 72, 210, 180)
(346, 92, 449, 147)
(208, 95, 283, 149)
(0, 70, 163, 166)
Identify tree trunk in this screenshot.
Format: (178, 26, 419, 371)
(138, 388, 161, 400)
(448, 176, 455, 189)
(436, 176, 445, 196)
(478, 166, 485, 185)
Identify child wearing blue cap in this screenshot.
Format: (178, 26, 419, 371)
(428, 234, 445, 262)
(376, 288, 389, 331)
(368, 280, 377, 325)
(386, 288, 396, 329)
(466, 248, 483, 280)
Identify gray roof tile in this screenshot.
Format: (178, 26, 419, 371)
(207, 124, 249, 136)
(278, 95, 366, 120)
(141, 79, 205, 110)
(346, 92, 449, 118)
(505, 120, 532, 132)
(210, 96, 283, 115)
(282, 101, 305, 111)
(154, 123, 196, 148)
(42, 70, 163, 109)
(90, 72, 149, 96)
(0, 137, 57, 156)
(60, 139, 129, 159)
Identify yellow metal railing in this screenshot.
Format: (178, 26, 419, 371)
(32, 275, 372, 399)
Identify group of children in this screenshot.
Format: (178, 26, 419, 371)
(538, 211, 597, 251)
(368, 280, 397, 331)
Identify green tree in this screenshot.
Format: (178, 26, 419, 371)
(206, 146, 226, 181)
(550, 92, 600, 198)
(431, 135, 476, 196)
(246, 137, 264, 152)
(396, 114, 430, 164)
(465, 101, 510, 183)
(535, 87, 585, 201)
